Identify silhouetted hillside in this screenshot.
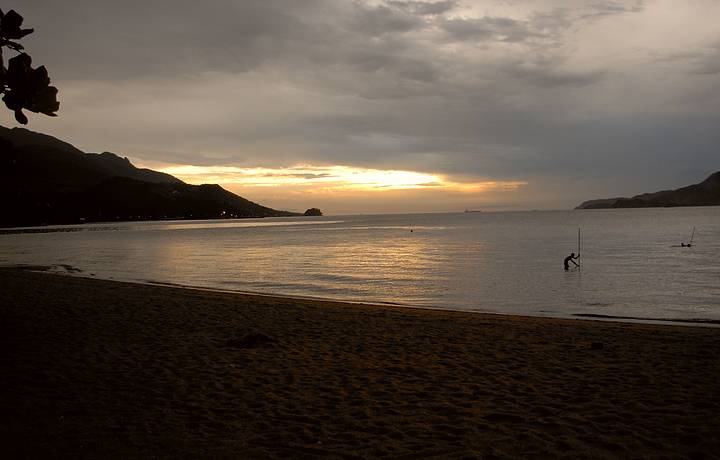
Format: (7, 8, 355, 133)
(577, 172, 720, 209)
(0, 126, 83, 155)
(0, 126, 300, 227)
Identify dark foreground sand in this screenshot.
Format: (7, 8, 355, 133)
(1, 269, 719, 459)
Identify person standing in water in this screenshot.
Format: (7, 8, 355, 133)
(564, 252, 580, 270)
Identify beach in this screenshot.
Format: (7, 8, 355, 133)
(1, 268, 719, 459)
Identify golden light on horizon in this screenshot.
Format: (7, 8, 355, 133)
(152, 164, 527, 194)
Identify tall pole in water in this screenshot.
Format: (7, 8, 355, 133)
(690, 226, 695, 245)
(578, 227, 581, 268)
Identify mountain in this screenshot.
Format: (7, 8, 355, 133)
(576, 172, 720, 209)
(0, 126, 300, 227)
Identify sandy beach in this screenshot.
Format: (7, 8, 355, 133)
(1, 268, 719, 459)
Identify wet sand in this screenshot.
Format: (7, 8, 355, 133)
(1, 268, 719, 459)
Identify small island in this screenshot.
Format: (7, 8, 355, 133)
(303, 208, 323, 216)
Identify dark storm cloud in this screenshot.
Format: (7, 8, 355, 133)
(344, 50, 441, 83)
(4, 0, 719, 209)
(387, 1, 458, 16)
(15, 0, 322, 79)
(15, 0, 433, 81)
(504, 61, 607, 88)
(691, 42, 720, 75)
(439, 2, 642, 45)
(347, 2, 425, 36)
(649, 42, 720, 76)
(14, 0, 616, 92)
(583, 1, 644, 18)
(695, 59, 720, 75)
(440, 16, 540, 43)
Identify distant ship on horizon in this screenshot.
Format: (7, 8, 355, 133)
(464, 209, 482, 213)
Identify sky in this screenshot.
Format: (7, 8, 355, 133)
(2, 0, 719, 214)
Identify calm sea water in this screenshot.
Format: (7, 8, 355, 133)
(1, 208, 719, 324)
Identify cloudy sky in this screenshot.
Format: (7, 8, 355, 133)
(3, 0, 719, 213)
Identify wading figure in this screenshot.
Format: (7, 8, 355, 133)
(564, 252, 579, 270)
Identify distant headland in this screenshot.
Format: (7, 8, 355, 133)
(576, 171, 720, 209)
(0, 126, 319, 227)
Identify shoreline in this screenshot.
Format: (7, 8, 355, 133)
(7, 264, 720, 328)
(2, 268, 719, 458)
(2, 205, 720, 230)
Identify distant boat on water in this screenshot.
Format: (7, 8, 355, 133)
(464, 209, 482, 213)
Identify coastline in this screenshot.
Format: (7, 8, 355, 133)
(10, 264, 720, 327)
(2, 268, 719, 458)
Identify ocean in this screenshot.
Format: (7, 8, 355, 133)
(1, 207, 719, 325)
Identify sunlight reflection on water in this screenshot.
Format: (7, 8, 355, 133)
(1, 209, 719, 324)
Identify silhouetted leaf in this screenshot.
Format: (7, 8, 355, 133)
(2, 91, 22, 111)
(0, 10, 34, 40)
(2, 40, 25, 52)
(5, 53, 32, 88)
(2, 53, 60, 124)
(35, 86, 60, 116)
(0, 8, 58, 124)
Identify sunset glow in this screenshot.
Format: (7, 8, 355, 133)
(154, 164, 527, 194)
